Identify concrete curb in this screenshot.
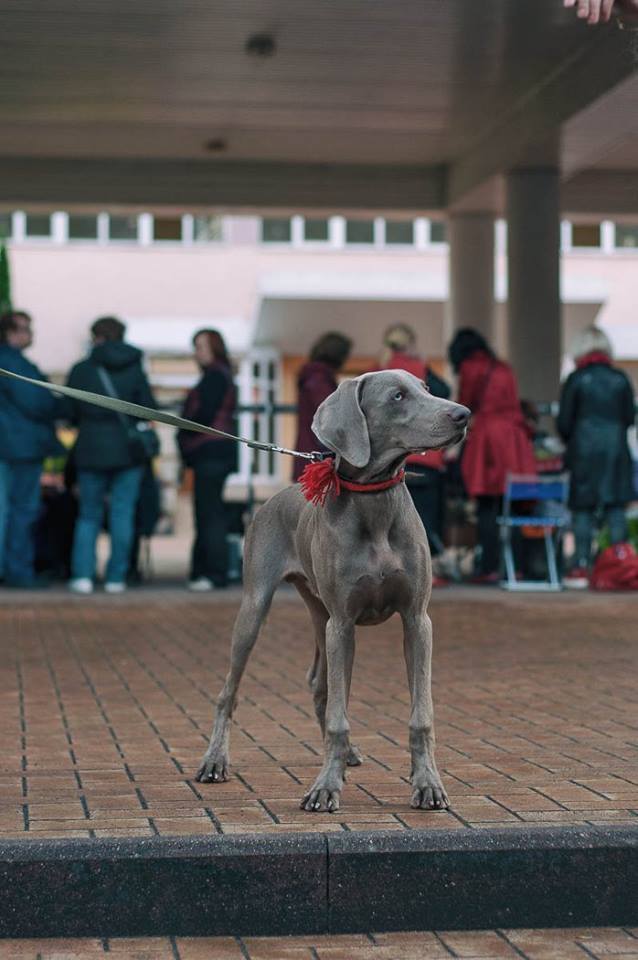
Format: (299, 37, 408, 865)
(0, 825, 636, 937)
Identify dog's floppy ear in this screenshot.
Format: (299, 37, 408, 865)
(311, 376, 370, 468)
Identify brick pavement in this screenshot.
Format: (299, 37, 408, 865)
(0, 587, 636, 838)
(1, 928, 638, 958)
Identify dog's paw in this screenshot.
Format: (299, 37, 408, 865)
(346, 744, 363, 767)
(410, 775, 449, 810)
(195, 752, 229, 784)
(300, 777, 343, 813)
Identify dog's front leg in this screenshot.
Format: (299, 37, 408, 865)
(402, 611, 449, 810)
(301, 618, 353, 812)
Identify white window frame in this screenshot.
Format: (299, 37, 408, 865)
(495, 219, 507, 257)
(139, 213, 153, 246)
(343, 216, 376, 248)
(382, 218, 417, 249)
(564, 220, 603, 253)
(21, 210, 55, 243)
(150, 213, 185, 245)
(66, 212, 101, 244)
(612, 221, 638, 253)
(232, 349, 283, 485)
(427, 217, 448, 247)
(293, 215, 334, 248)
(191, 213, 225, 245)
(260, 216, 293, 246)
(108, 212, 143, 244)
(0, 211, 14, 241)
(12, 212, 26, 243)
(414, 218, 428, 250)
(181, 214, 194, 245)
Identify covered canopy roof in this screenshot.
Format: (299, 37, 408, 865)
(1, 0, 638, 213)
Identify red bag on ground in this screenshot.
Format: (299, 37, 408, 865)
(590, 543, 638, 591)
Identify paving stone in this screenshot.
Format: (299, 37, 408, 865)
(0, 588, 637, 841)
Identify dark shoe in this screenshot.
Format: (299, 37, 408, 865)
(5, 575, 49, 590)
(469, 572, 500, 586)
(431, 575, 450, 588)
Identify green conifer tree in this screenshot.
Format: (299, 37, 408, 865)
(0, 242, 11, 314)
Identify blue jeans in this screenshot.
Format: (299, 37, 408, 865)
(72, 467, 143, 583)
(0, 459, 43, 584)
(0, 461, 8, 578)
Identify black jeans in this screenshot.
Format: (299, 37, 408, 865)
(572, 505, 627, 568)
(406, 466, 445, 556)
(191, 459, 233, 586)
(476, 495, 502, 575)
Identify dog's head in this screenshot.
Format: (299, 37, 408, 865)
(312, 370, 469, 474)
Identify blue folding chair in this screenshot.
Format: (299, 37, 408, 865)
(498, 473, 570, 591)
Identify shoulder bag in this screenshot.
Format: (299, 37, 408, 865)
(96, 366, 160, 464)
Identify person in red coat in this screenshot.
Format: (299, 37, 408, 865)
(377, 324, 451, 580)
(292, 332, 352, 482)
(448, 328, 536, 583)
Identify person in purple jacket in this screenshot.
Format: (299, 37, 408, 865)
(292, 332, 352, 482)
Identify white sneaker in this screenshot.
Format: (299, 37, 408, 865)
(69, 578, 93, 595)
(104, 582, 126, 594)
(188, 577, 214, 592)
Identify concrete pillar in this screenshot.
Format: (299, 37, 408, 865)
(506, 169, 561, 404)
(447, 213, 495, 345)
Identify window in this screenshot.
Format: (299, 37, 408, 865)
(109, 215, 138, 241)
(153, 216, 182, 242)
(193, 215, 223, 242)
(571, 223, 600, 248)
(68, 214, 98, 241)
(429, 220, 446, 244)
(303, 218, 329, 242)
(345, 219, 374, 244)
(385, 220, 414, 245)
(0, 213, 11, 239)
(615, 224, 638, 249)
(25, 214, 52, 238)
(261, 218, 291, 243)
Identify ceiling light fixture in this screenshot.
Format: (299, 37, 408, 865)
(245, 32, 276, 57)
(204, 138, 227, 153)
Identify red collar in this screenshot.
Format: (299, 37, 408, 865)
(299, 458, 405, 506)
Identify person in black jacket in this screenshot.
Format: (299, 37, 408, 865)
(64, 316, 156, 595)
(558, 326, 636, 586)
(0, 310, 62, 588)
(377, 323, 451, 579)
(178, 329, 237, 591)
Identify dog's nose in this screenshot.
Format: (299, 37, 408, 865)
(447, 405, 470, 425)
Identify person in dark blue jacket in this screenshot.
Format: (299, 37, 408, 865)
(0, 310, 61, 587)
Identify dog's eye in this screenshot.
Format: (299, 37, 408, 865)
(393, 391, 404, 401)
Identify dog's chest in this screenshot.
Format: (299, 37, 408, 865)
(335, 534, 412, 624)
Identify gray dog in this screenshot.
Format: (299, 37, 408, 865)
(196, 370, 469, 812)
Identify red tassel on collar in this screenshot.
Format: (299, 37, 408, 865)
(299, 458, 405, 506)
